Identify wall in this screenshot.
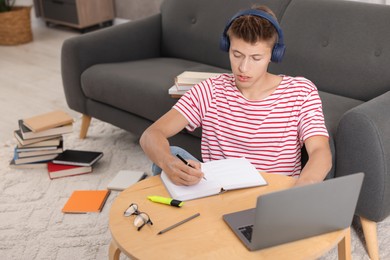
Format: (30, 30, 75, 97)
(114, 0, 164, 20)
(21, 0, 390, 22)
(345, 0, 390, 3)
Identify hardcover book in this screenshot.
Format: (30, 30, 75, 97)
(47, 162, 92, 180)
(16, 136, 62, 148)
(168, 85, 187, 97)
(9, 159, 48, 169)
(161, 157, 267, 201)
(17, 147, 63, 158)
(14, 130, 62, 146)
(23, 110, 74, 132)
(13, 149, 58, 165)
(16, 140, 64, 158)
(175, 71, 221, 90)
(52, 149, 103, 167)
(62, 190, 111, 213)
(18, 120, 72, 140)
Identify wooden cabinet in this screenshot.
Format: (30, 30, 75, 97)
(38, 0, 114, 29)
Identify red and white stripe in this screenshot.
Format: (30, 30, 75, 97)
(174, 74, 328, 177)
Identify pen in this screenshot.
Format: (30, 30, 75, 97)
(176, 154, 207, 180)
(148, 195, 184, 207)
(157, 213, 201, 235)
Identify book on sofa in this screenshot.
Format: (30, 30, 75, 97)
(175, 71, 221, 90)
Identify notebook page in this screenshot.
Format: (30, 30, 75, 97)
(201, 158, 267, 190)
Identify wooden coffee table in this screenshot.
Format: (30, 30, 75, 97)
(109, 173, 351, 260)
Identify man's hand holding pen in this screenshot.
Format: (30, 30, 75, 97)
(161, 154, 205, 186)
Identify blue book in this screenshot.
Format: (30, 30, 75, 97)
(13, 147, 58, 165)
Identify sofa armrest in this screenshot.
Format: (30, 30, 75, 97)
(336, 91, 390, 222)
(61, 14, 162, 113)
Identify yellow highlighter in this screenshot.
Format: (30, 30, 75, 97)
(148, 196, 184, 207)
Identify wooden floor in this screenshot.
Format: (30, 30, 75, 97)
(0, 16, 81, 143)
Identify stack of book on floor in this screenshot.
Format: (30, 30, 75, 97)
(169, 71, 222, 96)
(47, 149, 103, 179)
(10, 110, 74, 169)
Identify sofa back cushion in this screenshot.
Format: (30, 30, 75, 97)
(160, 0, 291, 70)
(269, 0, 390, 101)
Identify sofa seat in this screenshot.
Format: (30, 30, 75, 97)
(81, 58, 229, 123)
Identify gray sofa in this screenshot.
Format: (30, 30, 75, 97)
(61, 0, 390, 258)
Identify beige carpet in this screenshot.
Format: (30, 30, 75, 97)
(0, 118, 152, 259)
(0, 117, 389, 259)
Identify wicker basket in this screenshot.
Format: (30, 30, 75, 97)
(0, 6, 33, 45)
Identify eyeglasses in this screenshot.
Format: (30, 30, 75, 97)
(123, 203, 153, 231)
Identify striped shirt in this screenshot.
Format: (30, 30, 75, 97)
(173, 74, 329, 177)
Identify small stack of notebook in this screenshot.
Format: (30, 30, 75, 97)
(10, 110, 73, 169)
(174, 71, 222, 91)
(47, 149, 103, 179)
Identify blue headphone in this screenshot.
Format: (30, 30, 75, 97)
(220, 9, 286, 63)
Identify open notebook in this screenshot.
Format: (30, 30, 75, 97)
(160, 158, 267, 201)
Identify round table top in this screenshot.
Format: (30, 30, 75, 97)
(109, 173, 348, 259)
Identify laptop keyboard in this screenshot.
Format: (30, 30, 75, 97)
(239, 225, 254, 242)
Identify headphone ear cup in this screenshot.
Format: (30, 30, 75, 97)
(219, 35, 230, 52)
(271, 43, 286, 63)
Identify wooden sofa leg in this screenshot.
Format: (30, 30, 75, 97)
(80, 114, 92, 139)
(360, 216, 379, 260)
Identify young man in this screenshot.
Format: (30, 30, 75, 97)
(140, 6, 332, 186)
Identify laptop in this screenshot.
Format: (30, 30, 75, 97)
(223, 172, 364, 251)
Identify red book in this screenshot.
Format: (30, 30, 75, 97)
(47, 162, 92, 179)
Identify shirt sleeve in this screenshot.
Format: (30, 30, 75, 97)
(298, 84, 329, 143)
(173, 79, 214, 132)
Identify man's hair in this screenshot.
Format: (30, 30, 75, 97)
(227, 5, 278, 46)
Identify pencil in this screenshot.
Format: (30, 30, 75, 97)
(157, 213, 200, 235)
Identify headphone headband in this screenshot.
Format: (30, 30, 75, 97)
(220, 9, 286, 63)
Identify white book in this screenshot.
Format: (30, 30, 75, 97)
(174, 71, 222, 91)
(19, 120, 73, 140)
(160, 158, 267, 201)
(175, 71, 222, 85)
(168, 85, 187, 96)
(107, 170, 148, 191)
(17, 147, 63, 158)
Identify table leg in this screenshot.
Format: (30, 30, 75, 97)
(109, 240, 121, 260)
(337, 227, 351, 260)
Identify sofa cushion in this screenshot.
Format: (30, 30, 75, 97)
(81, 58, 229, 123)
(269, 0, 390, 101)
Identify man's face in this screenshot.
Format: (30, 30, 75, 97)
(229, 36, 273, 90)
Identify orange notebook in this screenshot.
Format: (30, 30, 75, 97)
(62, 190, 111, 213)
